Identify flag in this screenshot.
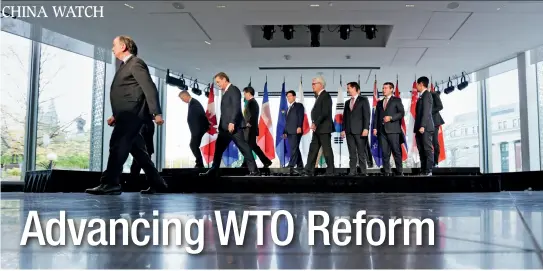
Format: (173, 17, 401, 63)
(407, 81, 420, 165)
(297, 79, 310, 165)
(200, 83, 218, 165)
(220, 84, 239, 167)
(257, 81, 275, 160)
(370, 78, 383, 167)
(275, 81, 290, 166)
(395, 79, 408, 162)
(298, 80, 310, 134)
(334, 85, 344, 132)
(431, 82, 446, 162)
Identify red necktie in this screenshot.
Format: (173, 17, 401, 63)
(384, 97, 389, 109)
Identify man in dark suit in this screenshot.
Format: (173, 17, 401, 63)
(414, 76, 435, 176)
(282, 90, 305, 173)
(241, 86, 272, 168)
(129, 115, 155, 179)
(341, 82, 371, 176)
(200, 72, 259, 176)
(373, 82, 405, 176)
(86, 35, 167, 195)
(431, 90, 444, 167)
(179, 91, 209, 168)
(300, 76, 335, 176)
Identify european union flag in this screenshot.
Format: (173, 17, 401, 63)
(370, 80, 383, 167)
(275, 82, 290, 167)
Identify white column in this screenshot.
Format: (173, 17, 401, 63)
(517, 51, 541, 171)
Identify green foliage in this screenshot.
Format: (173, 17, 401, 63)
(7, 168, 21, 176)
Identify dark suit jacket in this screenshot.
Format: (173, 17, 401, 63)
(110, 55, 161, 121)
(284, 102, 304, 135)
(414, 90, 435, 132)
(342, 96, 371, 134)
(243, 98, 260, 136)
(373, 96, 405, 134)
(219, 84, 244, 132)
(431, 91, 445, 127)
(311, 90, 333, 134)
(188, 98, 209, 136)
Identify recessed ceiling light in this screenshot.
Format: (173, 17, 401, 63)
(496, 7, 501, 10)
(204, 41, 211, 45)
(195, 68, 200, 70)
(124, 3, 134, 9)
(310, 4, 320, 7)
(216, 5, 226, 8)
(405, 4, 415, 7)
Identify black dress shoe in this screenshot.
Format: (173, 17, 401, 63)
(194, 164, 204, 169)
(200, 169, 218, 177)
(247, 171, 260, 176)
(85, 184, 122, 195)
(395, 172, 404, 176)
(383, 172, 394, 177)
(358, 173, 368, 177)
(263, 161, 272, 168)
(421, 172, 432, 176)
(141, 187, 156, 194)
(324, 172, 335, 176)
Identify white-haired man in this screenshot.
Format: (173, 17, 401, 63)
(297, 76, 335, 176)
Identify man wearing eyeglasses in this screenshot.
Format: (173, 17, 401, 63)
(298, 76, 335, 176)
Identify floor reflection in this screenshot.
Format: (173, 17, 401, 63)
(1, 192, 542, 269)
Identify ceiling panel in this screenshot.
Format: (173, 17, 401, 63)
(391, 48, 427, 66)
(419, 12, 471, 40)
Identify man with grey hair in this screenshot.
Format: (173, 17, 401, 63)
(297, 75, 335, 176)
(179, 90, 209, 168)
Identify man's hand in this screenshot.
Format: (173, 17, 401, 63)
(362, 129, 369, 137)
(419, 127, 425, 134)
(296, 127, 302, 134)
(154, 115, 164, 125)
(311, 123, 316, 131)
(340, 131, 345, 138)
(107, 116, 115, 126)
(383, 116, 392, 123)
(247, 123, 252, 128)
(373, 129, 377, 136)
(282, 133, 287, 139)
(228, 123, 235, 133)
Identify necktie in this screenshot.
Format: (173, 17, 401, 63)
(350, 98, 355, 110)
(384, 97, 389, 109)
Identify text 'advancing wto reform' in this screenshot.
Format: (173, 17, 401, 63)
(20, 210, 435, 254)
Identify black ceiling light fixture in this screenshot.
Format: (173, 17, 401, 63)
(204, 84, 211, 98)
(262, 25, 275, 40)
(339, 25, 351, 40)
(165, 69, 188, 90)
(364, 25, 377, 40)
(435, 81, 441, 94)
(457, 72, 469, 90)
(309, 25, 322, 47)
(191, 79, 202, 96)
(444, 77, 455, 94)
(282, 25, 294, 40)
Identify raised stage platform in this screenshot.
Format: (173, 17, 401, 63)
(9, 167, 542, 193)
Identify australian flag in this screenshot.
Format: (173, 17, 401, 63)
(370, 78, 383, 167)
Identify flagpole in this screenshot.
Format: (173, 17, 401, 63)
(339, 75, 342, 169)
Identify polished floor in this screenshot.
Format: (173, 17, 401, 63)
(1, 192, 542, 269)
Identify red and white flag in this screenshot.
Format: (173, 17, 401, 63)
(297, 80, 310, 165)
(395, 79, 408, 162)
(200, 83, 218, 165)
(407, 81, 420, 165)
(431, 82, 446, 163)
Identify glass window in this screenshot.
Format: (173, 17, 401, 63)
(439, 76, 480, 168)
(34, 42, 102, 171)
(164, 82, 209, 168)
(500, 142, 510, 172)
(514, 140, 522, 172)
(487, 67, 521, 173)
(0, 31, 32, 181)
